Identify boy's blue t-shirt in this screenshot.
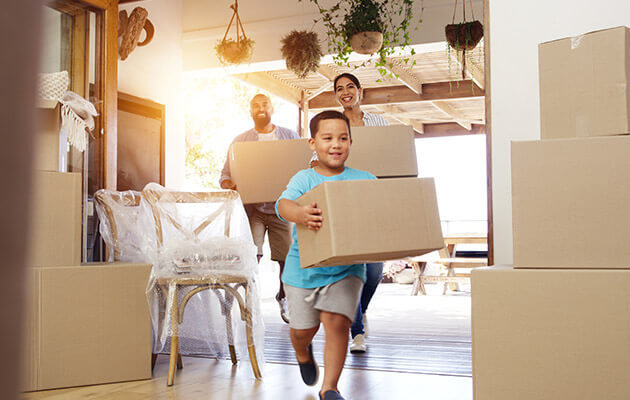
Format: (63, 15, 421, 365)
(275, 167, 377, 289)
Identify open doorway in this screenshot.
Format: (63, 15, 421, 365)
(183, 29, 487, 376)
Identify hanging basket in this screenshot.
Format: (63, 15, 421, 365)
(350, 31, 384, 55)
(445, 21, 483, 51)
(281, 30, 323, 79)
(216, 38, 254, 65)
(215, 0, 254, 65)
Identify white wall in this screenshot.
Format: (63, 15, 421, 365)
(489, 0, 630, 264)
(118, 0, 185, 189)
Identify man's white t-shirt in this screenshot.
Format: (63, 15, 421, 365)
(257, 128, 278, 141)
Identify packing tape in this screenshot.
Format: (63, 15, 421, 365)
(571, 35, 584, 50)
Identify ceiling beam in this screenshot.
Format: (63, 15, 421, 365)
(305, 64, 339, 100)
(431, 101, 472, 130)
(309, 81, 483, 109)
(375, 105, 424, 134)
(232, 72, 302, 105)
(415, 123, 486, 139)
(382, 58, 423, 94)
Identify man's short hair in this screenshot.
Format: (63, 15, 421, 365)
(309, 110, 351, 139)
(250, 93, 271, 107)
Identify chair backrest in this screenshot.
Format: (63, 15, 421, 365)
(93, 189, 145, 261)
(141, 184, 242, 249)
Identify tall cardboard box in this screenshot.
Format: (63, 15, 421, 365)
(346, 125, 418, 178)
(229, 139, 312, 204)
(35, 104, 63, 171)
(27, 171, 82, 267)
(511, 136, 630, 268)
(539, 26, 630, 139)
(472, 266, 630, 400)
(22, 263, 152, 391)
(295, 178, 443, 268)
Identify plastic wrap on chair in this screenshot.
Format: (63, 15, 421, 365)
(141, 183, 265, 375)
(94, 189, 155, 262)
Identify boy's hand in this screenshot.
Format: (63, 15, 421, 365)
(299, 202, 323, 230)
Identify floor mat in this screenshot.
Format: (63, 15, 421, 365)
(262, 283, 472, 376)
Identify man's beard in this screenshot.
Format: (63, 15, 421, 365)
(253, 114, 272, 129)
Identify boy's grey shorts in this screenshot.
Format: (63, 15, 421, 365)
(284, 275, 364, 330)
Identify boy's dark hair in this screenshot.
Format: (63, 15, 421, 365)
(333, 73, 361, 90)
(309, 110, 351, 139)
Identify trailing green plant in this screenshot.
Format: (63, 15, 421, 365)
(299, 0, 423, 77)
(281, 30, 323, 79)
(445, 0, 483, 89)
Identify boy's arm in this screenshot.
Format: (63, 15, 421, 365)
(277, 198, 323, 230)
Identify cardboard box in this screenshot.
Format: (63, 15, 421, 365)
(346, 125, 418, 178)
(229, 138, 312, 204)
(26, 171, 82, 267)
(295, 178, 443, 268)
(511, 136, 630, 268)
(539, 26, 630, 139)
(34, 105, 63, 171)
(22, 262, 152, 392)
(472, 266, 630, 400)
(229, 126, 417, 204)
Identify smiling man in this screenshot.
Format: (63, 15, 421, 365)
(220, 93, 299, 324)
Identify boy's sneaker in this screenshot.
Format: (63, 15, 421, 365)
(319, 390, 346, 400)
(298, 343, 319, 386)
(276, 295, 290, 324)
(349, 333, 367, 353)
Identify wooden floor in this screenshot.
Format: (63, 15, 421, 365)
(22, 282, 473, 399)
(22, 356, 472, 400)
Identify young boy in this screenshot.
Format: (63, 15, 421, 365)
(275, 110, 376, 400)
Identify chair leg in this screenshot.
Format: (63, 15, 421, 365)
(242, 285, 261, 379)
(222, 289, 238, 365)
(167, 283, 179, 386)
(151, 353, 158, 370)
(177, 354, 183, 369)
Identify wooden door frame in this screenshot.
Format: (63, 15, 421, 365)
(50, 0, 118, 190)
(483, 0, 493, 265)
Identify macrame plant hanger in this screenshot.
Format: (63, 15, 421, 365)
(222, 0, 248, 47)
(451, 0, 476, 79)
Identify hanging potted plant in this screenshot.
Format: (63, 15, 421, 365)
(300, 0, 422, 76)
(445, 0, 483, 79)
(280, 30, 323, 79)
(215, 0, 254, 65)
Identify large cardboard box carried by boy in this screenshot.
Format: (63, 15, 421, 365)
(511, 135, 630, 269)
(295, 178, 443, 268)
(539, 26, 630, 139)
(22, 262, 153, 392)
(472, 266, 630, 400)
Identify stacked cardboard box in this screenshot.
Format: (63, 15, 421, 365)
(23, 174, 153, 391)
(228, 125, 417, 204)
(473, 26, 630, 400)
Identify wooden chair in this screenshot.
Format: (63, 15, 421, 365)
(141, 186, 262, 386)
(93, 189, 183, 371)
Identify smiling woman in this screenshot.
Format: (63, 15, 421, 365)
(183, 73, 298, 190)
